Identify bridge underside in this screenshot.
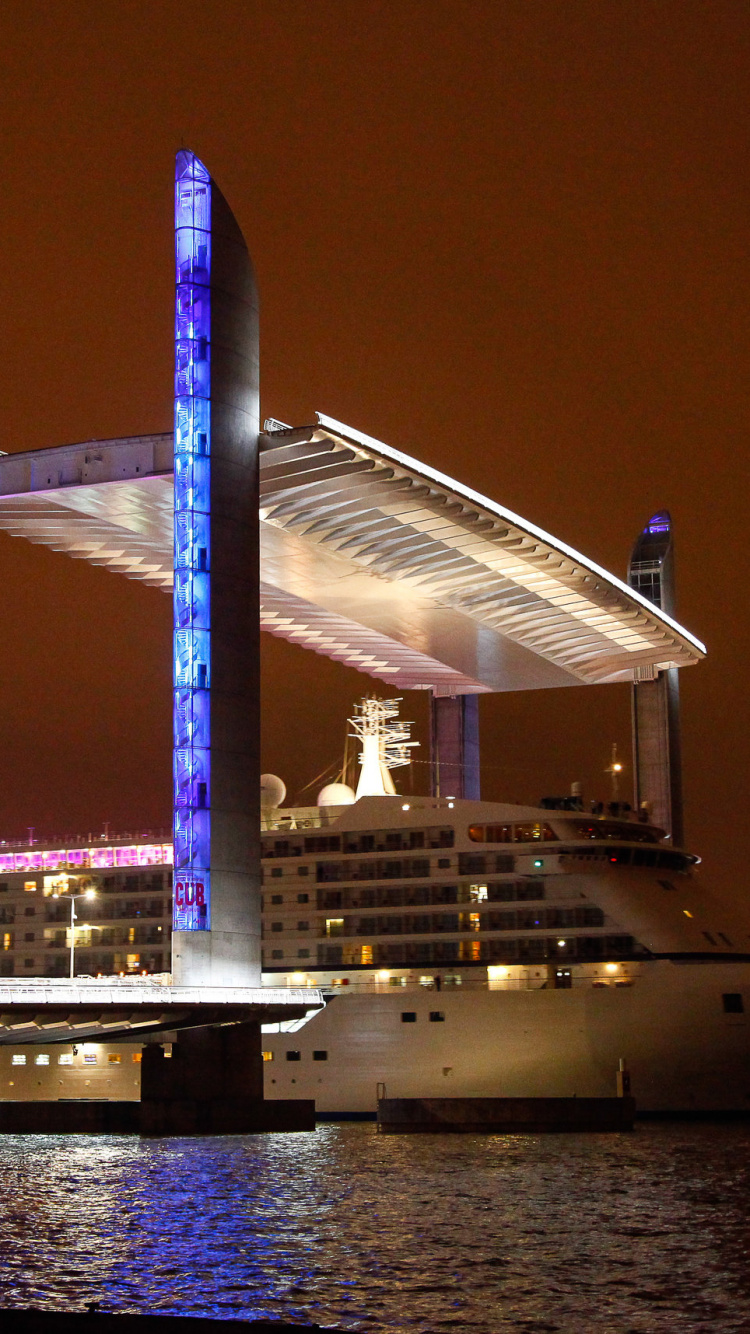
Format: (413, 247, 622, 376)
(0, 984, 323, 1044)
(0, 418, 704, 696)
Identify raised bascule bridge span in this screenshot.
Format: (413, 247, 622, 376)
(0, 418, 702, 695)
(0, 413, 705, 828)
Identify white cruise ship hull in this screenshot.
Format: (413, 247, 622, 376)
(263, 960, 750, 1115)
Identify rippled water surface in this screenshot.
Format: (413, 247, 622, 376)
(1, 1122, 750, 1331)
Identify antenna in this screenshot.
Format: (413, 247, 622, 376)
(348, 697, 418, 798)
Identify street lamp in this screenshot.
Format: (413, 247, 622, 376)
(54, 889, 97, 980)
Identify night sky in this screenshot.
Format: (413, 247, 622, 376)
(0, 2, 747, 901)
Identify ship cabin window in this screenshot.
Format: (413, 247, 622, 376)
(723, 994, 744, 1014)
(568, 820, 660, 844)
(469, 823, 556, 844)
(286, 1051, 301, 1061)
(34, 1054, 50, 1066)
(401, 1012, 417, 1022)
(304, 835, 341, 854)
(313, 1050, 328, 1060)
(297, 893, 309, 904)
(516, 880, 545, 901)
(262, 1051, 274, 1062)
(11, 1055, 26, 1065)
(429, 1011, 445, 1022)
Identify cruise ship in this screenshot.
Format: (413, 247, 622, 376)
(0, 732, 748, 1115)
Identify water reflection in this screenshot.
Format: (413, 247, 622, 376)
(0, 1123, 749, 1331)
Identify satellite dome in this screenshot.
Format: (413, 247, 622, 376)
(317, 782, 356, 808)
(260, 774, 287, 810)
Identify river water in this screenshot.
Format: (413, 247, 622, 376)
(0, 1121, 749, 1332)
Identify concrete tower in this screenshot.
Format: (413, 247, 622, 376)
(171, 151, 261, 985)
(628, 511, 684, 847)
(430, 694, 481, 800)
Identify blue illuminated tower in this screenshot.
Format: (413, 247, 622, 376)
(172, 151, 260, 985)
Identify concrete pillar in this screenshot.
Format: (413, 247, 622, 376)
(172, 151, 261, 985)
(631, 668, 684, 847)
(429, 694, 480, 799)
(628, 511, 684, 847)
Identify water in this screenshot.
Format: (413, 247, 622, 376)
(0, 1122, 749, 1332)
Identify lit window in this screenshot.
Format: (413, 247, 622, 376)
(24, 881, 37, 893)
(83, 1053, 97, 1065)
(470, 884, 488, 902)
(35, 1054, 49, 1066)
(132, 1052, 142, 1064)
(361, 945, 373, 965)
(469, 913, 481, 932)
(11, 1055, 26, 1066)
(326, 918, 344, 937)
(108, 1054, 122, 1065)
(2, 934, 10, 951)
(262, 1051, 274, 1062)
(58, 1054, 73, 1065)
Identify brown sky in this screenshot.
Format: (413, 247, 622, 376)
(0, 1, 747, 898)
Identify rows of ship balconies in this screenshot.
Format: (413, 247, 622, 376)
(262, 934, 641, 969)
(42, 924, 167, 947)
(264, 903, 607, 940)
(261, 826, 456, 858)
(0, 948, 168, 979)
(0, 900, 171, 929)
(265, 878, 550, 912)
(263, 850, 527, 884)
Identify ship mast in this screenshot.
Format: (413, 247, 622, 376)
(348, 697, 418, 799)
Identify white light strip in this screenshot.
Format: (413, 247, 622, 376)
(315, 413, 706, 657)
